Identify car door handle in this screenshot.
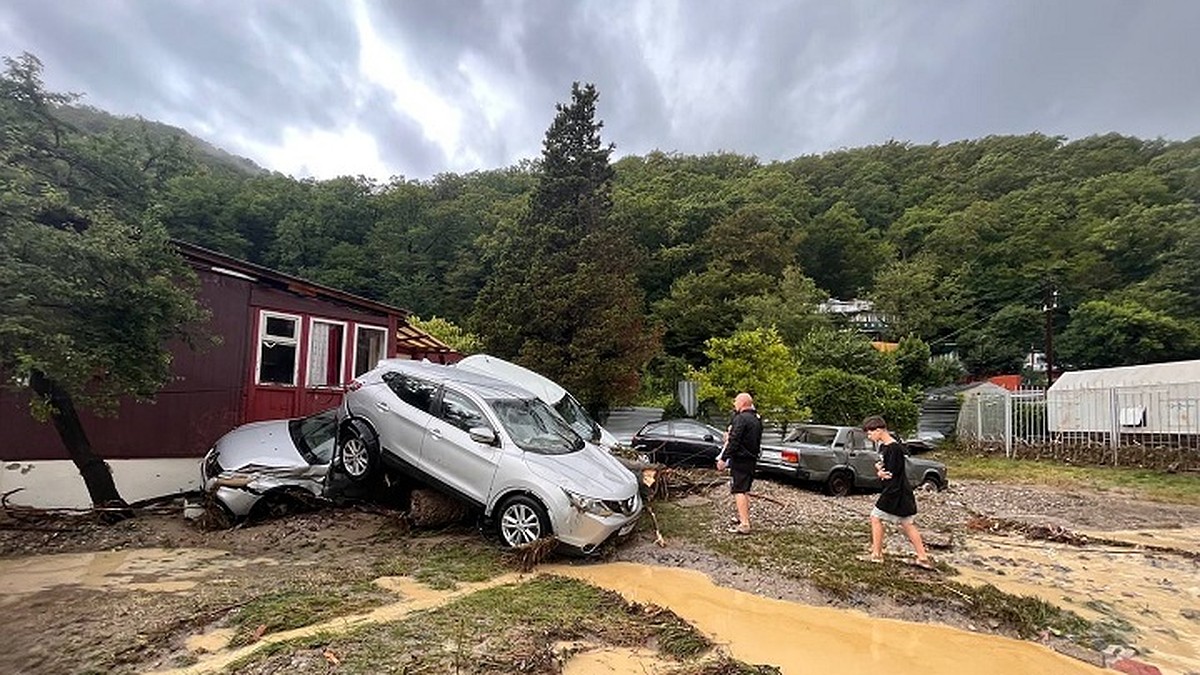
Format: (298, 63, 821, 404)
(428, 427, 443, 440)
(376, 401, 389, 411)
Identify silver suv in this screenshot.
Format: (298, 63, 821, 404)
(337, 360, 641, 553)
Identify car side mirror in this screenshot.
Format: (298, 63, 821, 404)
(469, 427, 497, 445)
(703, 434, 714, 442)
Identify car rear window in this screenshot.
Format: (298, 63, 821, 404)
(382, 371, 439, 413)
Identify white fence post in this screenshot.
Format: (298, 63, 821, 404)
(1109, 388, 1120, 465)
(976, 395, 983, 441)
(1004, 390, 1013, 458)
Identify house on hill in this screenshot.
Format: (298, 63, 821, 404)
(0, 241, 460, 508)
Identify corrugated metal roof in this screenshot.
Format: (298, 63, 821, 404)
(1049, 359, 1200, 391)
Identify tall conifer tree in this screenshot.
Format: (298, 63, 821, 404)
(473, 83, 658, 414)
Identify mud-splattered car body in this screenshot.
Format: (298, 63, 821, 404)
(202, 408, 338, 518)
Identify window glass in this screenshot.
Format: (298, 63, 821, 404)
(489, 397, 582, 455)
(307, 321, 345, 387)
(354, 326, 387, 377)
(439, 390, 491, 433)
(258, 313, 299, 385)
(553, 394, 600, 442)
(383, 372, 438, 413)
(288, 408, 338, 463)
(674, 421, 716, 440)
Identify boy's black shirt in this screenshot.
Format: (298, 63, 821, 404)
(875, 441, 917, 517)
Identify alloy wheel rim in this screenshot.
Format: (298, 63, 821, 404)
(500, 503, 541, 546)
(342, 438, 368, 476)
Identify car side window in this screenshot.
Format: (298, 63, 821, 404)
(439, 389, 491, 434)
(849, 430, 872, 452)
(673, 422, 711, 441)
(382, 372, 439, 413)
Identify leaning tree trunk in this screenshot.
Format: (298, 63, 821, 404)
(29, 370, 132, 521)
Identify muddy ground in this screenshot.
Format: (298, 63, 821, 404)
(2, 476, 1199, 674)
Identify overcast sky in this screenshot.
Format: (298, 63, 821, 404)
(3, 0, 1198, 181)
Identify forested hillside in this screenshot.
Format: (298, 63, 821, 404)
(152, 131, 1200, 377)
(7, 52, 1199, 416)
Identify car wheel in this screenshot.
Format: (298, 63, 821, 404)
(497, 495, 551, 548)
(918, 475, 942, 492)
(338, 424, 378, 483)
(826, 471, 853, 497)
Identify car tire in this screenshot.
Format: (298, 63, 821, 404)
(826, 471, 853, 497)
(918, 475, 942, 492)
(338, 421, 378, 483)
(496, 495, 551, 548)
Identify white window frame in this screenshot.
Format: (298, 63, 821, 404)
(256, 311, 302, 386)
(352, 324, 389, 378)
(307, 318, 348, 389)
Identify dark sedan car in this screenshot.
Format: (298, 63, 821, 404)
(630, 419, 727, 467)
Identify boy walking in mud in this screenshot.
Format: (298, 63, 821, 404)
(862, 415, 934, 569)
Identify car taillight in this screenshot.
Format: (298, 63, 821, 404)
(782, 450, 798, 464)
(346, 380, 363, 391)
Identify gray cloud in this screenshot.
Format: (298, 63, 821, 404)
(3, 0, 1197, 180)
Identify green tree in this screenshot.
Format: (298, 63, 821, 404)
(738, 265, 830, 347)
(409, 315, 483, 354)
(794, 328, 899, 382)
(1057, 300, 1200, 369)
(688, 327, 805, 422)
(894, 335, 933, 389)
(0, 54, 208, 511)
(798, 369, 919, 433)
(471, 83, 659, 413)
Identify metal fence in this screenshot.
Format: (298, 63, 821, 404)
(958, 385, 1200, 466)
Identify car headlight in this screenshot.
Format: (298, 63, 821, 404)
(562, 488, 614, 517)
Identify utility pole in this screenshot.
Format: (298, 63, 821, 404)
(1042, 285, 1058, 387)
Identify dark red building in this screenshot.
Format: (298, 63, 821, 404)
(1, 241, 460, 463)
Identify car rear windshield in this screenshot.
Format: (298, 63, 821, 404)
(288, 408, 338, 463)
(785, 426, 837, 445)
(489, 397, 583, 455)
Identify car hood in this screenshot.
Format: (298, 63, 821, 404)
(522, 444, 637, 499)
(211, 419, 308, 471)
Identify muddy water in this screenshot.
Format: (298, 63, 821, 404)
(956, 528, 1200, 675)
(555, 641, 671, 674)
(0, 548, 234, 604)
(545, 562, 1106, 674)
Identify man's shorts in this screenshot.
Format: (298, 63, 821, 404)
(870, 506, 915, 525)
(729, 460, 755, 494)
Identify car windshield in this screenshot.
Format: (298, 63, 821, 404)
(489, 397, 584, 455)
(785, 426, 838, 445)
(288, 408, 338, 463)
(553, 393, 600, 442)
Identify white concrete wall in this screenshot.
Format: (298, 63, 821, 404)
(0, 459, 202, 509)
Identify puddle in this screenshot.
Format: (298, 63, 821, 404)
(0, 548, 234, 603)
(956, 528, 1200, 675)
(184, 628, 235, 654)
(545, 562, 1107, 674)
(557, 641, 670, 674)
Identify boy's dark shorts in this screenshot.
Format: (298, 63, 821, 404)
(729, 460, 755, 494)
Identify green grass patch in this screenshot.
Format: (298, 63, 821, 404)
(941, 451, 1200, 505)
(373, 539, 508, 589)
(228, 575, 729, 674)
(229, 582, 392, 646)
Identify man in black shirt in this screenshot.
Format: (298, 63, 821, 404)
(863, 415, 933, 569)
(717, 392, 762, 534)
